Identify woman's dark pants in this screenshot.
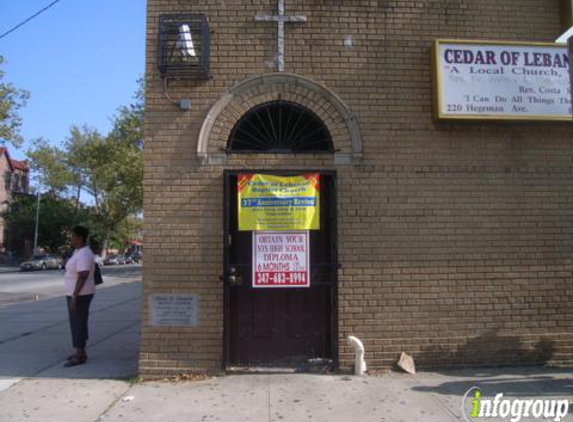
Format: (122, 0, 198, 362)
(67, 294, 94, 349)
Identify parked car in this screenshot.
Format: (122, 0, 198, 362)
(104, 254, 128, 265)
(124, 253, 142, 264)
(103, 254, 122, 265)
(20, 254, 63, 271)
(94, 255, 104, 266)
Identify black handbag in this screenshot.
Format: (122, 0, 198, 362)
(94, 263, 103, 285)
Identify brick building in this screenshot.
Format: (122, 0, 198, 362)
(0, 147, 30, 247)
(141, 0, 573, 377)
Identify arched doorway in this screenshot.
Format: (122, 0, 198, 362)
(223, 101, 338, 371)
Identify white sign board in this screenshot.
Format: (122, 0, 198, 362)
(252, 231, 310, 288)
(149, 294, 198, 326)
(432, 40, 572, 121)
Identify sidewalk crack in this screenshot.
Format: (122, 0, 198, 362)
(91, 383, 133, 422)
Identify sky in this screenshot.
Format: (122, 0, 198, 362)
(0, 0, 146, 162)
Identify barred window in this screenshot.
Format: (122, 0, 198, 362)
(227, 101, 333, 153)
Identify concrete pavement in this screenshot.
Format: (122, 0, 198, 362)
(2, 366, 571, 422)
(101, 369, 570, 422)
(0, 272, 571, 422)
(0, 276, 141, 391)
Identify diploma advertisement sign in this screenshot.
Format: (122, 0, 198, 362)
(238, 173, 320, 231)
(252, 231, 310, 288)
(432, 40, 572, 121)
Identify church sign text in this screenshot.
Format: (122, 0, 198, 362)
(432, 40, 572, 121)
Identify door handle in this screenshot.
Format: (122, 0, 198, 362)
(228, 266, 243, 286)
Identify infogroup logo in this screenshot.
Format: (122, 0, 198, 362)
(461, 387, 570, 422)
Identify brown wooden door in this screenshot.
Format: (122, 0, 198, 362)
(224, 172, 337, 369)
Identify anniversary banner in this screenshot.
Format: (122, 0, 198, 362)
(238, 173, 320, 231)
(432, 40, 572, 121)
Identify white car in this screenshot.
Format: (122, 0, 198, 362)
(20, 254, 63, 271)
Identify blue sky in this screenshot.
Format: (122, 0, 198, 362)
(0, 0, 146, 161)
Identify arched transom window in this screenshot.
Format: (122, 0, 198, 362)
(227, 101, 334, 153)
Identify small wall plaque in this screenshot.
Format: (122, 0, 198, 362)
(149, 294, 199, 327)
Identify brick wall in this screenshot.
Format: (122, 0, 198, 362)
(141, 0, 573, 376)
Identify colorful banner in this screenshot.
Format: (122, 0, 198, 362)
(238, 173, 320, 231)
(252, 231, 310, 288)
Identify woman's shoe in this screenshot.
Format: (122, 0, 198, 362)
(64, 355, 87, 367)
(67, 353, 87, 361)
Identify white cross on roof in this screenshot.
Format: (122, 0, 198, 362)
(255, 0, 307, 72)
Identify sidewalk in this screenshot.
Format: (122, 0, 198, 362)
(1, 366, 571, 422)
(0, 277, 141, 390)
(0, 265, 20, 274)
(0, 278, 571, 422)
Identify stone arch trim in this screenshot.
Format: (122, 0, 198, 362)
(198, 73, 363, 165)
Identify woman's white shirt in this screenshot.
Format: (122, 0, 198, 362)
(65, 246, 95, 296)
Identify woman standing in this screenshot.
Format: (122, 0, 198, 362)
(64, 225, 96, 367)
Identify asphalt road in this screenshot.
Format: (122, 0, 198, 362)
(0, 264, 142, 306)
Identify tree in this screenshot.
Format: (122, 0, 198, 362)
(110, 215, 142, 251)
(25, 83, 144, 255)
(2, 193, 83, 258)
(26, 137, 76, 195)
(109, 78, 144, 149)
(64, 124, 143, 254)
(0, 56, 29, 148)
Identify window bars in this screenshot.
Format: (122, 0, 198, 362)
(158, 14, 210, 79)
(228, 101, 334, 153)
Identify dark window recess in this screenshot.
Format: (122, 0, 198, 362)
(4, 172, 11, 191)
(227, 101, 334, 153)
(12, 174, 20, 192)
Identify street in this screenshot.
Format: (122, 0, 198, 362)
(0, 264, 142, 306)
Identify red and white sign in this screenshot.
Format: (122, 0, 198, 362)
(252, 231, 310, 288)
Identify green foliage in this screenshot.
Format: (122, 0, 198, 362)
(110, 78, 144, 149)
(22, 81, 144, 254)
(125, 376, 141, 386)
(109, 215, 142, 250)
(1, 195, 35, 256)
(2, 194, 83, 257)
(27, 137, 76, 194)
(0, 56, 29, 148)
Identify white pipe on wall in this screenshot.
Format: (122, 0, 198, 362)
(347, 335, 367, 375)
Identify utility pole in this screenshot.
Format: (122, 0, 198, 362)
(33, 192, 41, 255)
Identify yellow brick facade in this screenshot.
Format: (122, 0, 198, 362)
(141, 0, 573, 377)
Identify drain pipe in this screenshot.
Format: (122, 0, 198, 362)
(347, 335, 367, 375)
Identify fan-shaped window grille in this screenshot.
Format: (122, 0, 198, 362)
(227, 101, 334, 153)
